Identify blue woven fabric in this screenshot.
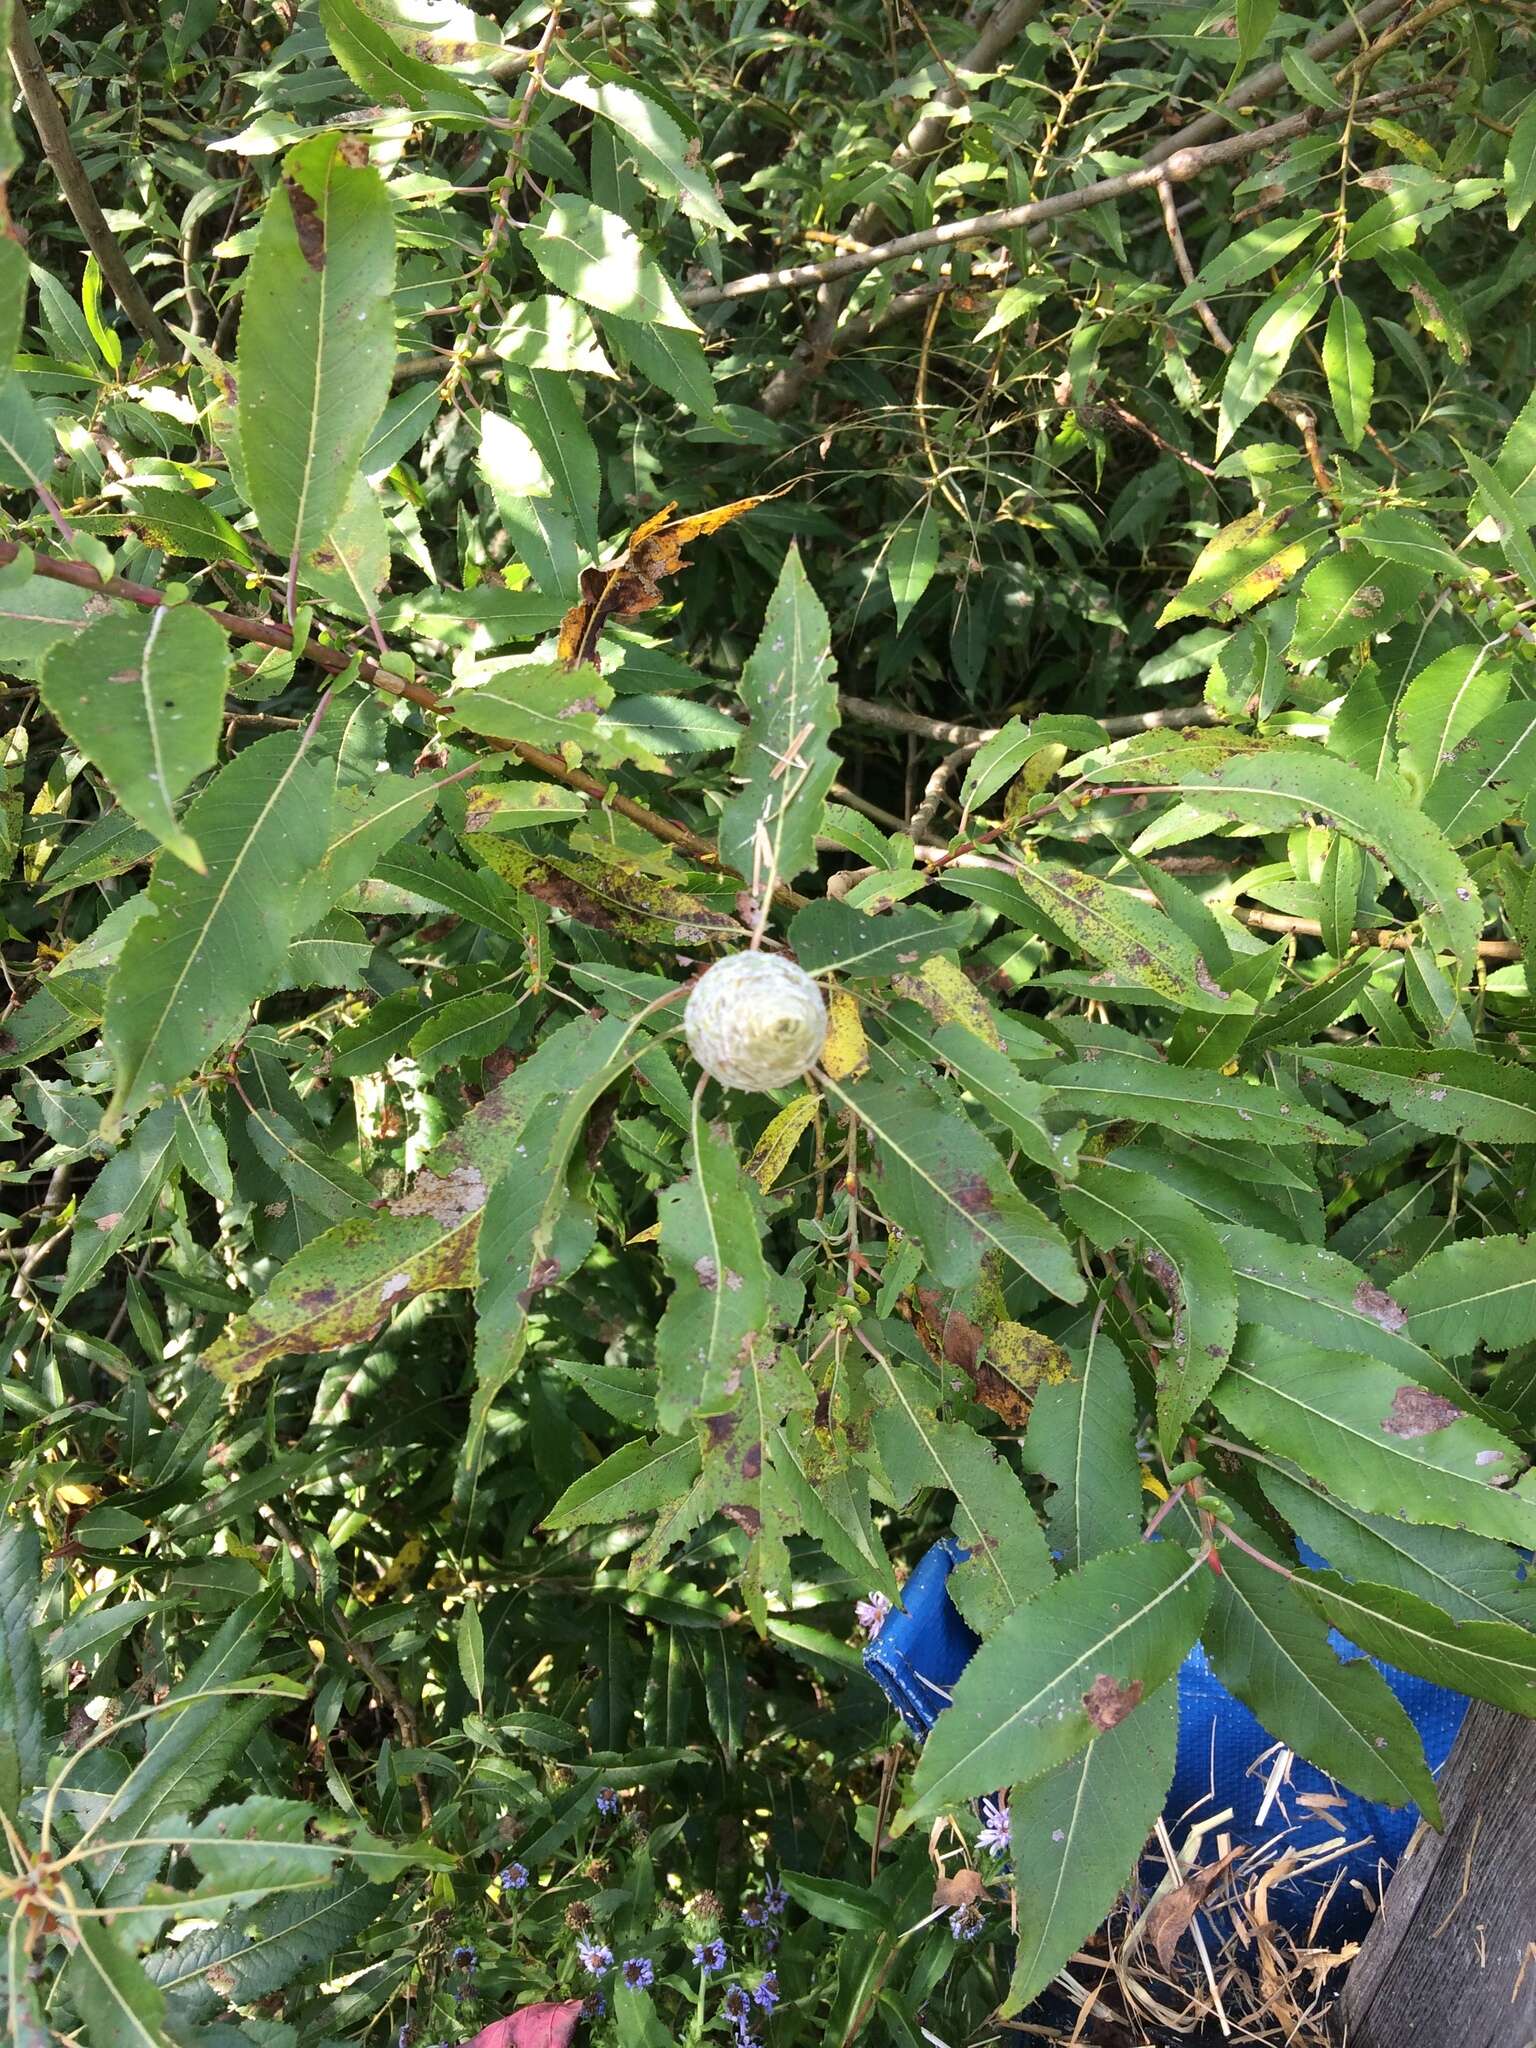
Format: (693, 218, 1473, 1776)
(863, 1541, 1469, 1944)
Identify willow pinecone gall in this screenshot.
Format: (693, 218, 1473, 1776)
(683, 952, 828, 1092)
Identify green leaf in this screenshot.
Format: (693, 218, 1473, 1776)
(475, 408, 582, 598)
(1295, 1044, 1536, 1144)
(0, 1519, 44, 1795)
(57, 1103, 178, 1309)
(522, 193, 695, 330)
(1506, 102, 1536, 231)
(895, 1543, 1211, 1830)
(719, 544, 839, 895)
(0, 572, 112, 681)
(1023, 1324, 1141, 1569)
(929, 1025, 1080, 1178)
(103, 735, 333, 1128)
(886, 496, 939, 629)
(1086, 742, 1481, 975)
(1235, 0, 1277, 67)
(830, 1074, 1083, 1301)
(1002, 1687, 1178, 2016)
(874, 1390, 1053, 1634)
(457, 1602, 485, 1705)
(319, 0, 481, 108)
(182, 1796, 336, 1902)
(1060, 1164, 1237, 1450)
(1213, 1326, 1536, 1550)
(1393, 1234, 1536, 1357)
(604, 311, 719, 416)
(67, 1917, 176, 2048)
(1216, 274, 1325, 453)
(1462, 440, 1536, 593)
(1322, 293, 1374, 449)
(143, 1868, 392, 2005)
(1291, 549, 1428, 660)
(1033, 1050, 1348, 1146)
(777, 1869, 888, 1932)
(1395, 646, 1511, 794)
(1297, 1569, 1536, 1717)
(788, 899, 953, 978)
(123, 485, 255, 568)
(173, 1090, 235, 1203)
(507, 370, 601, 556)
(448, 659, 612, 752)
(1006, 859, 1240, 1014)
(1203, 1520, 1438, 1814)
(493, 294, 614, 374)
(549, 70, 735, 236)
(1259, 1468, 1533, 1627)
(544, 1435, 702, 1530)
(957, 713, 1105, 818)
(236, 133, 397, 573)
(1169, 215, 1321, 316)
(655, 1106, 773, 1432)
(40, 604, 229, 870)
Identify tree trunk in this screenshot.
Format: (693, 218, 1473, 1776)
(1341, 1698, 1536, 2048)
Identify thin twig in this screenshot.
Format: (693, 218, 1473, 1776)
(7, 2, 178, 359)
(692, 88, 1443, 310)
(908, 741, 980, 837)
(838, 693, 1221, 745)
(0, 538, 726, 870)
(759, 0, 1048, 415)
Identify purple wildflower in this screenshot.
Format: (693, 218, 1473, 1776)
(753, 1971, 780, 2011)
(855, 1591, 891, 1639)
(499, 1861, 529, 1891)
(621, 1956, 655, 1990)
(723, 1985, 752, 2021)
(450, 1945, 477, 1972)
(976, 1796, 1010, 1856)
(761, 1879, 788, 1916)
(577, 1938, 613, 1976)
(741, 1896, 765, 1927)
(595, 1785, 619, 1815)
(581, 1990, 607, 2021)
(693, 1937, 727, 1972)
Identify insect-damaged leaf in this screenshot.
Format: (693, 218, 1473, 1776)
(1004, 860, 1240, 1014)
(1085, 740, 1482, 976)
(555, 489, 788, 670)
(1062, 1163, 1236, 1453)
(718, 544, 839, 896)
(237, 132, 396, 578)
(826, 1074, 1083, 1303)
(1213, 1325, 1536, 1550)
(203, 1015, 627, 1387)
(655, 1106, 773, 1433)
(895, 1544, 1210, 1829)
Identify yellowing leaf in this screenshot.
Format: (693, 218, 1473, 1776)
(820, 988, 868, 1080)
(891, 954, 1003, 1047)
(747, 1092, 819, 1190)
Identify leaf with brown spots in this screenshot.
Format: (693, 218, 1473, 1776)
(556, 484, 792, 670)
(896, 1544, 1211, 1829)
(203, 1014, 626, 1387)
(1081, 1673, 1144, 1731)
(1381, 1384, 1465, 1438)
(830, 1075, 1082, 1303)
(655, 1106, 774, 1434)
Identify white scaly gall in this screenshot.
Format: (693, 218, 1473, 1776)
(684, 952, 827, 1092)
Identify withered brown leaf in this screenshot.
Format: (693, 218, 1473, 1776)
(556, 485, 793, 670)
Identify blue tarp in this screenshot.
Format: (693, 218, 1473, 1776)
(865, 1539, 1469, 1942)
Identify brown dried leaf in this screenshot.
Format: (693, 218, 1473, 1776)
(556, 486, 792, 669)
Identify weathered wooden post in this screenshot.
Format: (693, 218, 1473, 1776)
(1341, 1700, 1536, 2048)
